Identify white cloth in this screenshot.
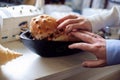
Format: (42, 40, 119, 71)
(87, 6, 120, 32)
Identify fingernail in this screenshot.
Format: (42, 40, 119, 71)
(68, 45, 71, 48)
(57, 24, 63, 29)
(57, 26, 60, 29)
(65, 26, 72, 33)
(56, 27, 60, 30)
(81, 62, 88, 67)
(68, 45, 73, 49)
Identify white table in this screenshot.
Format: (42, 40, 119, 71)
(0, 41, 95, 80)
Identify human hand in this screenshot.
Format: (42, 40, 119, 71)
(68, 31, 107, 68)
(57, 15, 92, 33)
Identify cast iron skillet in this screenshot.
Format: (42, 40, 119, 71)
(20, 31, 81, 57)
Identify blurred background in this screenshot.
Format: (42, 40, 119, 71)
(0, 1, 120, 80)
(0, 0, 120, 42)
(0, 0, 119, 10)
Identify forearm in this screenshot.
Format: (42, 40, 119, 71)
(87, 6, 120, 33)
(106, 39, 120, 65)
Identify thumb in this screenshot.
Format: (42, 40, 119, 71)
(81, 59, 106, 68)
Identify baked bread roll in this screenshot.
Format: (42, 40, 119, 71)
(0, 44, 22, 65)
(30, 14, 58, 40)
(30, 14, 78, 41)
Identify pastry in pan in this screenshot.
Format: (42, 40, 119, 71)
(30, 14, 78, 41)
(0, 44, 22, 65)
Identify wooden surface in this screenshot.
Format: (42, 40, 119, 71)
(64, 64, 120, 80)
(0, 40, 95, 80)
(1, 41, 120, 80)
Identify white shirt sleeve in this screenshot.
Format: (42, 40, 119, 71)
(87, 6, 120, 32)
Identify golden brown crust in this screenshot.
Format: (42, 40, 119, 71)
(30, 14, 78, 41)
(0, 45, 22, 65)
(30, 14, 58, 40)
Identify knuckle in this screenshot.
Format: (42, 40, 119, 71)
(68, 14, 77, 18)
(67, 24, 74, 29)
(66, 19, 72, 23)
(68, 14, 73, 17)
(94, 44, 102, 49)
(65, 19, 76, 25)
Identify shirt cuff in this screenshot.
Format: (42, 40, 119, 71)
(106, 39, 120, 65)
(86, 6, 120, 33)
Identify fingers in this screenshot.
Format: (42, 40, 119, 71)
(57, 18, 80, 30)
(81, 59, 106, 68)
(57, 15, 78, 24)
(57, 14, 92, 33)
(81, 31, 103, 38)
(70, 31, 95, 43)
(69, 43, 93, 52)
(65, 22, 87, 33)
